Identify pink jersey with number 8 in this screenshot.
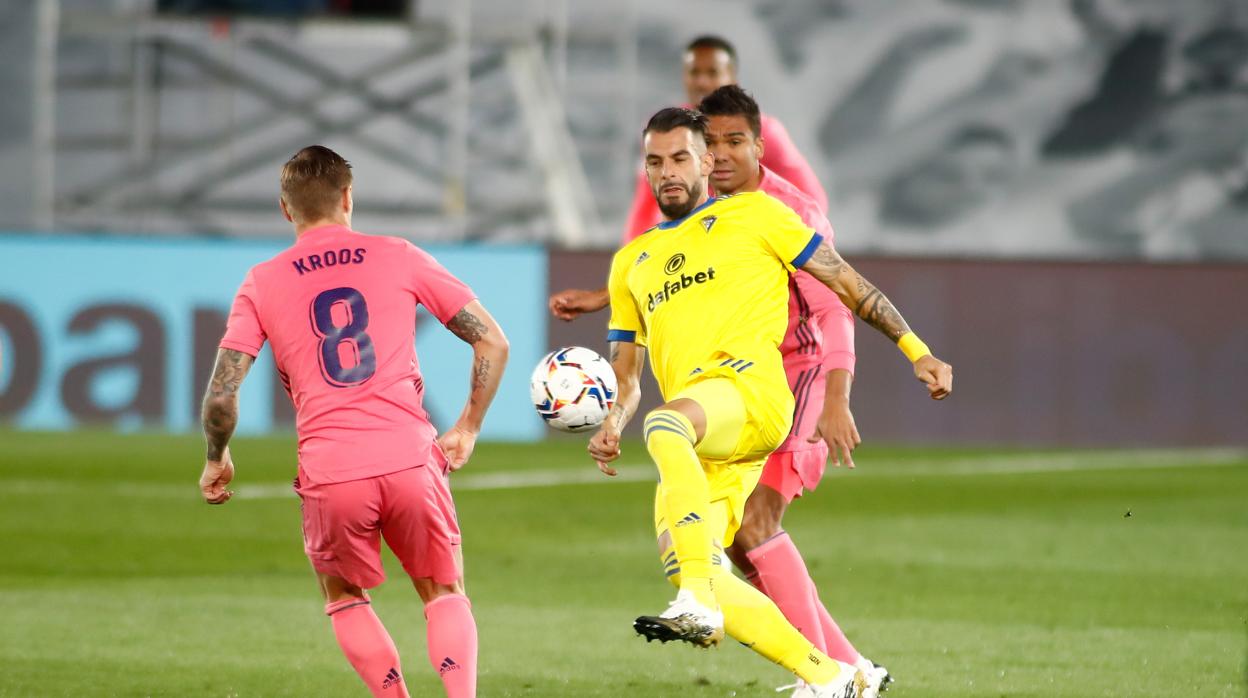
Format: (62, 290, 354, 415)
(219, 224, 476, 485)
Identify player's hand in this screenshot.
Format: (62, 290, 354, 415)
(437, 425, 479, 472)
(914, 355, 953, 400)
(548, 288, 609, 321)
(808, 398, 861, 468)
(588, 427, 622, 476)
(199, 447, 235, 505)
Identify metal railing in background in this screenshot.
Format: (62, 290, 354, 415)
(505, 41, 602, 249)
(26, 0, 618, 246)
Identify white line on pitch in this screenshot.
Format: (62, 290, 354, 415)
(1, 449, 1242, 500)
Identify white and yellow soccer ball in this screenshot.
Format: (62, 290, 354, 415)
(530, 346, 617, 432)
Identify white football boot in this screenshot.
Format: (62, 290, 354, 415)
(787, 657, 890, 696)
(854, 657, 892, 698)
(807, 661, 867, 698)
(633, 589, 725, 648)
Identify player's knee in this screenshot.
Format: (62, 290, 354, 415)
(734, 513, 781, 552)
(318, 573, 366, 604)
(642, 409, 696, 450)
(422, 585, 466, 606)
(320, 579, 369, 616)
(413, 577, 466, 604)
(735, 486, 786, 551)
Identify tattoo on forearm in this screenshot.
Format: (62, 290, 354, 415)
(202, 349, 253, 460)
(609, 402, 629, 426)
(203, 409, 235, 461)
(207, 349, 251, 399)
(470, 356, 490, 400)
(803, 242, 853, 292)
(808, 242, 846, 277)
(853, 280, 910, 341)
(802, 240, 911, 342)
(448, 309, 489, 344)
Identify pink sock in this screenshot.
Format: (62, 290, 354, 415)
(326, 598, 411, 698)
(814, 593, 862, 666)
(424, 593, 478, 698)
(746, 532, 841, 658)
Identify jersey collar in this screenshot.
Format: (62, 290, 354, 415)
(295, 223, 352, 245)
(655, 197, 718, 230)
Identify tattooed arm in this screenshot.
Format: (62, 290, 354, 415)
(801, 240, 953, 399)
(588, 340, 645, 476)
(198, 348, 255, 504)
(439, 300, 510, 470)
(801, 241, 911, 340)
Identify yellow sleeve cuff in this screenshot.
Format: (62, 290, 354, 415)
(897, 332, 931, 363)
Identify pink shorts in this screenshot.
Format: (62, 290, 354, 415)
(294, 451, 462, 589)
(757, 443, 828, 503)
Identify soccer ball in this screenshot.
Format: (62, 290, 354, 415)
(530, 346, 617, 432)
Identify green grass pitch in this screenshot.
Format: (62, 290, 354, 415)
(0, 430, 1245, 697)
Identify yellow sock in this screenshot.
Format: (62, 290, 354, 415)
(644, 410, 716, 608)
(713, 567, 843, 685)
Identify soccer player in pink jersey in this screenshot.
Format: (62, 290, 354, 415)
(197, 146, 509, 698)
(698, 85, 890, 697)
(549, 34, 828, 320)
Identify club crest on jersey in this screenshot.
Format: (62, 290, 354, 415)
(700, 215, 717, 233)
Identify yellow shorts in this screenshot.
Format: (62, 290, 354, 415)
(677, 358, 794, 466)
(652, 360, 793, 548)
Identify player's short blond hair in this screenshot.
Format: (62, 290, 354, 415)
(280, 145, 353, 223)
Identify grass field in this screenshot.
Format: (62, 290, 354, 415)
(1, 430, 1245, 697)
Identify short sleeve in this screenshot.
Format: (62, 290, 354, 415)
(219, 270, 266, 357)
(606, 247, 646, 346)
(755, 194, 823, 271)
(407, 243, 477, 324)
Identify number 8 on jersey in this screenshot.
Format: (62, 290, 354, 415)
(311, 286, 377, 387)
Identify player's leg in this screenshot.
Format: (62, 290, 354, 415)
(319, 573, 410, 698)
(412, 567, 476, 698)
(640, 392, 723, 615)
(381, 463, 476, 698)
(732, 468, 868, 668)
(642, 486, 730, 647)
(651, 500, 862, 693)
(725, 476, 789, 587)
(738, 457, 889, 695)
(728, 479, 829, 656)
(743, 450, 867, 669)
(299, 477, 410, 698)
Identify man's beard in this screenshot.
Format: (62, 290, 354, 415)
(655, 179, 705, 220)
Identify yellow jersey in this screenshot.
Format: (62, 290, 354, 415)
(606, 191, 822, 402)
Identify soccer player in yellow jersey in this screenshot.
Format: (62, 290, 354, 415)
(588, 107, 952, 698)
